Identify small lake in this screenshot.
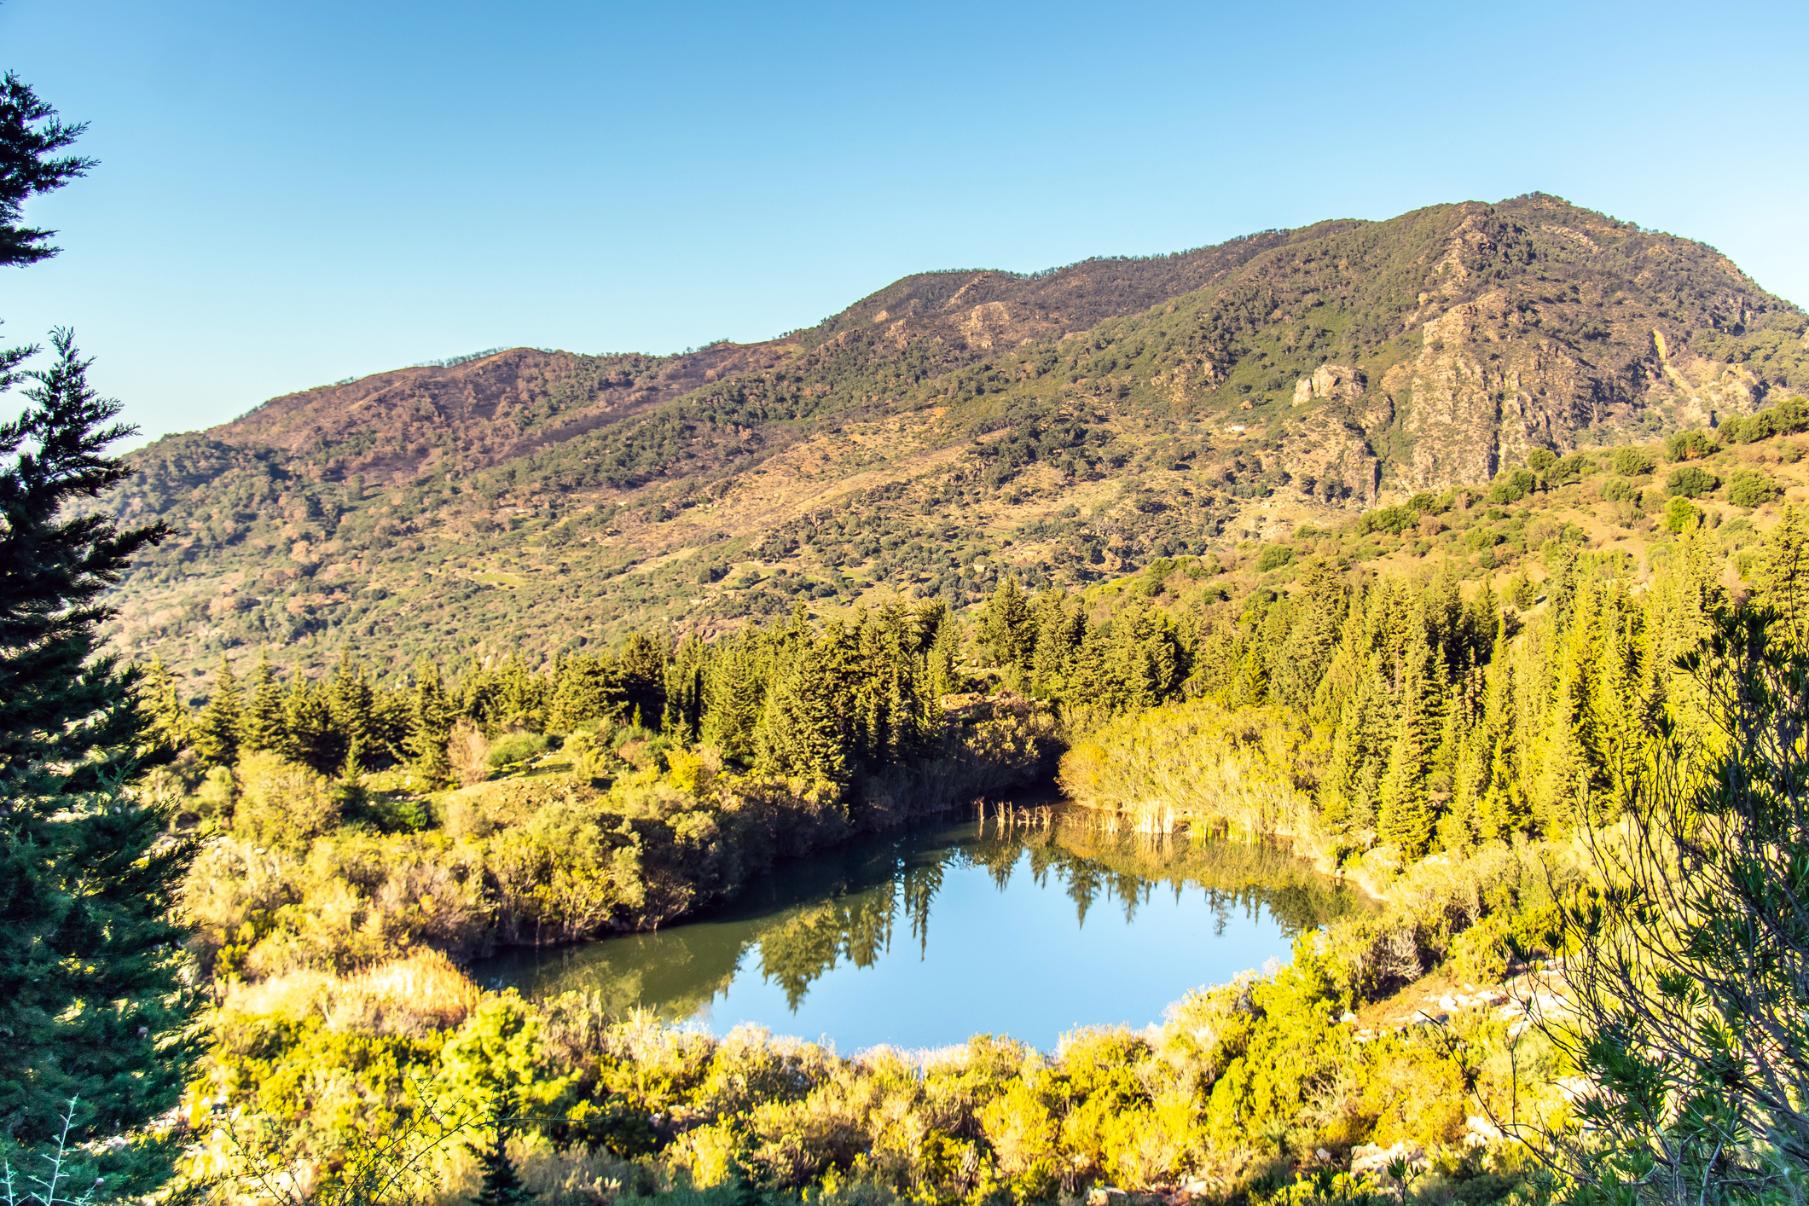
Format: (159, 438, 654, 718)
(481, 809, 1360, 1051)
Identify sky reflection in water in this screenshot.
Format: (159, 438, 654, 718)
(482, 814, 1359, 1052)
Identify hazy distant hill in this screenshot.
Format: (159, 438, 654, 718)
(110, 194, 1809, 680)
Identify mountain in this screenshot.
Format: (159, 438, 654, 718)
(110, 194, 1809, 681)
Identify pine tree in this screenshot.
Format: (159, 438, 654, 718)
(978, 576, 1035, 676)
(546, 652, 621, 734)
(194, 655, 241, 767)
(473, 1090, 533, 1206)
(661, 635, 708, 741)
(1377, 631, 1439, 857)
(1758, 505, 1809, 651)
(406, 659, 454, 787)
(925, 611, 963, 702)
(755, 637, 851, 787)
(0, 332, 197, 1191)
(326, 651, 376, 773)
(282, 676, 341, 773)
(0, 79, 196, 1192)
(240, 652, 286, 753)
(1028, 589, 1084, 700)
(617, 630, 668, 727)
(701, 634, 768, 765)
(1273, 559, 1344, 714)
(136, 655, 191, 753)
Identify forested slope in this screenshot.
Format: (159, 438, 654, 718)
(109, 195, 1809, 683)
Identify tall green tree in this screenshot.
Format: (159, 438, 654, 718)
(405, 658, 454, 787)
(0, 335, 197, 1190)
(978, 576, 1035, 676)
(755, 638, 852, 787)
(136, 655, 190, 754)
(240, 652, 286, 753)
(0, 72, 196, 1194)
(1376, 631, 1439, 857)
(195, 655, 241, 767)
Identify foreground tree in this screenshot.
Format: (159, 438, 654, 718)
(0, 73, 197, 1195)
(1550, 602, 1809, 1203)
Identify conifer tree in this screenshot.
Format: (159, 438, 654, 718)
(1377, 633, 1439, 857)
(281, 676, 341, 773)
(495, 655, 544, 732)
(661, 635, 708, 742)
(472, 1089, 533, 1206)
(194, 655, 241, 767)
(925, 610, 963, 702)
(0, 76, 196, 1193)
(1028, 589, 1084, 701)
(240, 652, 286, 753)
(136, 656, 190, 753)
(978, 576, 1035, 675)
(546, 652, 621, 734)
(755, 637, 851, 787)
(406, 659, 454, 787)
(702, 634, 768, 765)
(1758, 505, 1809, 651)
(1272, 559, 1344, 714)
(0, 334, 197, 1190)
(617, 630, 668, 727)
(326, 651, 376, 773)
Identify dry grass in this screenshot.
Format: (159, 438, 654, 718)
(224, 949, 482, 1036)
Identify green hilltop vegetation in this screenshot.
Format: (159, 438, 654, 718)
(107, 194, 1809, 684)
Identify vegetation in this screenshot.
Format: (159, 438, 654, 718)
(12, 81, 1809, 1200)
(100, 197, 1809, 683)
(1542, 604, 1809, 1200)
(0, 74, 198, 1196)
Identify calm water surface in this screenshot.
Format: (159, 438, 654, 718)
(481, 811, 1359, 1051)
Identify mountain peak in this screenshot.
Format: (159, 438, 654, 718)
(117, 197, 1809, 676)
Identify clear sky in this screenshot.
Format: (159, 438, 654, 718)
(5, 0, 1807, 441)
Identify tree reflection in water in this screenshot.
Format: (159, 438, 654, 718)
(482, 809, 1361, 1034)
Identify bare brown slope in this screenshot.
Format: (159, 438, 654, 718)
(214, 343, 793, 486)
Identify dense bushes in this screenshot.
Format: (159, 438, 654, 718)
(196, 843, 1564, 1204)
(177, 692, 1058, 980)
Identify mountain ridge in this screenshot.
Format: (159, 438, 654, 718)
(112, 194, 1809, 681)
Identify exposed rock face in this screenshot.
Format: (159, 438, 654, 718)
(959, 301, 1014, 350)
(1293, 364, 1367, 407)
(1385, 292, 1590, 488)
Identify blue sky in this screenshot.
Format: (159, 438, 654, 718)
(6, 0, 1808, 441)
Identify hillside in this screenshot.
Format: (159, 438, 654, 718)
(108, 194, 1809, 681)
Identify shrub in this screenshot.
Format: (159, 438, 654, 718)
(1359, 505, 1417, 536)
(1610, 447, 1656, 476)
(450, 719, 490, 786)
(1254, 544, 1295, 572)
(233, 751, 339, 850)
(1663, 496, 1703, 534)
(1486, 469, 1537, 504)
(1600, 478, 1640, 503)
(1719, 395, 1809, 444)
(487, 729, 549, 773)
(1666, 465, 1721, 498)
(1727, 469, 1779, 508)
(1547, 453, 1593, 485)
(1525, 448, 1557, 472)
(1665, 429, 1717, 462)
